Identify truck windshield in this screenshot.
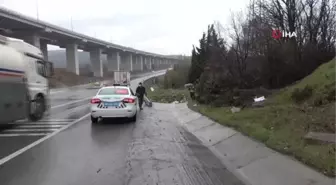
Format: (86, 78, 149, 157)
(98, 88, 129, 95)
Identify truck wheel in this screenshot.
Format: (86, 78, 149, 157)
(91, 116, 98, 123)
(29, 95, 45, 121)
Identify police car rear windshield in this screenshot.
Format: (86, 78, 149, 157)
(98, 88, 129, 95)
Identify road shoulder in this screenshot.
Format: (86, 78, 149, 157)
(126, 102, 244, 185)
(172, 102, 335, 185)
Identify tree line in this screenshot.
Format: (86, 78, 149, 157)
(188, 0, 336, 106)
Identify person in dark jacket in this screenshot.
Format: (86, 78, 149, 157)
(136, 82, 146, 110)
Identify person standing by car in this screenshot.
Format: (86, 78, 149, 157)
(189, 85, 195, 100)
(136, 82, 147, 110)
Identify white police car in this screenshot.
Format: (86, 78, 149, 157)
(90, 84, 138, 123)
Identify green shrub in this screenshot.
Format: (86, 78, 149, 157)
(163, 64, 190, 89)
(327, 88, 335, 102)
(291, 85, 313, 103)
(312, 95, 325, 106)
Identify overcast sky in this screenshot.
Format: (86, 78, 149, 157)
(0, 0, 248, 55)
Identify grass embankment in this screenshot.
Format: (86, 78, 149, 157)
(144, 64, 190, 103)
(144, 74, 188, 103)
(189, 59, 336, 176)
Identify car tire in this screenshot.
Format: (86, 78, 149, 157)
(91, 116, 98, 123)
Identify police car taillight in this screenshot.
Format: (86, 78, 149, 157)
(123, 98, 135, 103)
(90, 98, 101, 104)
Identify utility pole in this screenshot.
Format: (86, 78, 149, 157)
(36, 0, 39, 21)
(70, 16, 73, 31)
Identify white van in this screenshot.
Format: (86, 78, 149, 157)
(0, 35, 53, 124)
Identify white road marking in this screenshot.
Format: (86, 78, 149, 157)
(51, 97, 91, 109)
(11, 122, 69, 125)
(38, 119, 77, 122)
(2, 128, 59, 132)
(16, 125, 63, 128)
(13, 119, 76, 124)
(0, 133, 48, 137)
(0, 113, 90, 166)
(14, 119, 27, 123)
(1, 121, 73, 137)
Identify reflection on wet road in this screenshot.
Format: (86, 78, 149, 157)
(0, 72, 244, 185)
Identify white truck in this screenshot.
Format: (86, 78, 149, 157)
(113, 71, 130, 86)
(0, 35, 53, 124)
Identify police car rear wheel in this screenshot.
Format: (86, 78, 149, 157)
(130, 113, 137, 122)
(91, 116, 98, 123)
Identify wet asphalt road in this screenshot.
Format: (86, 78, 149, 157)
(0, 72, 244, 185)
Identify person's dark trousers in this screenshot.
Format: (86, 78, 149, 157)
(138, 96, 144, 109)
(190, 92, 195, 100)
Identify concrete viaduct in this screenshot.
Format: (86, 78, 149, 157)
(0, 7, 180, 77)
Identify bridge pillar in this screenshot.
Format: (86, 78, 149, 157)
(134, 55, 142, 71)
(120, 53, 133, 72)
(107, 51, 120, 71)
(90, 48, 103, 77)
(128, 54, 133, 72)
(119, 54, 125, 71)
(155, 58, 159, 69)
(147, 57, 151, 70)
(24, 34, 40, 48)
(133, 55, 138, 71)
(145, 57, 149, 70)
(66, 43, 79, 75)
(40, 41, 48, 61)
(24, 34, 48, 60)
(140, 56, 144, 71)
(151, 57, 155, 70)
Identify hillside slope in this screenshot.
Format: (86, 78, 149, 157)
(273, 58, 335, 106)
(49, 68, 104, 88)
(191, 58, 335, 176)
